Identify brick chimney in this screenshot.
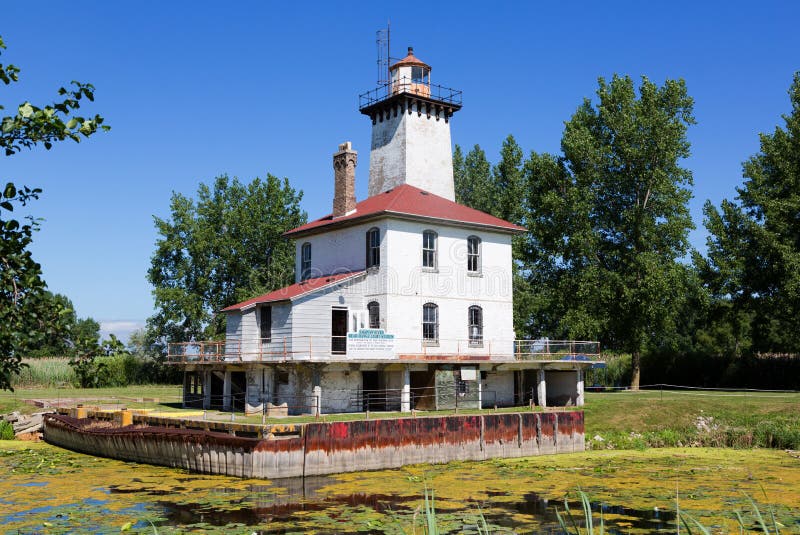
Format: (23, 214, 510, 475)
(332, 141, 357, 217)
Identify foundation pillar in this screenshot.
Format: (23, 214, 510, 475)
(203, 370, 212, 410)
(401, 366, 411, 412)
(537, 368, 547, 408)
(576, 368, 585, 407)
(312, 367, 322, 416)
(223, 370, 232, 411)
(476, 370, 483, 409)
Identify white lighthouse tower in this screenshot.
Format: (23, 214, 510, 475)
(359, 47, 462, 201)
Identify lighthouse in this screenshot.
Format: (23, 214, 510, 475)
(359, 47, 462, 201)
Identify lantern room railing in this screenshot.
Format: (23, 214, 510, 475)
(359, 76, 463, 111)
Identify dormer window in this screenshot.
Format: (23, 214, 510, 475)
(301, 242, 312, 280)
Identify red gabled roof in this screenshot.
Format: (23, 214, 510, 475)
(221, 271, 366, 312)
(284, 184, 526, 237)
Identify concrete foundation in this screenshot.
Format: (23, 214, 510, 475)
(44, 410, 584, 480)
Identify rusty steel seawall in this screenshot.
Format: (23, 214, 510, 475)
(44, 411, 584, 479)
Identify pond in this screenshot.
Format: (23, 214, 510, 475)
(1, 441, 798, 534)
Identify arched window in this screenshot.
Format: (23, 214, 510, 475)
(422, 303, 439, 344)
(468, 305, 483, 347)
(301, 242, 312, 280)
(422, 230, 437, 269)
(367, 301, 380, 329)
(467, 236, 481, 273)
(366, 227, 380, 268)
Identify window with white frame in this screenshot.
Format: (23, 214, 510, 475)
(468, 305, 483, 347)
(301, 242, 311, 280)
(422, 230, 437, 269)
(422, 302, 439, 344)
(467, 236, 481, 273)
(366, 227, 380, 268)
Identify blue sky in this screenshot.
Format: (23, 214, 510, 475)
(1, 1, 798, 341)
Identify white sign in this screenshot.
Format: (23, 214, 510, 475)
(347, 328, 396, 359)
(460, 367, 477, 381)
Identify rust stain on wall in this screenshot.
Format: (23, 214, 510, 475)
(483, 414, 519, 445)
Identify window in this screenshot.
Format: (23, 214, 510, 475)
(367, 301, 380, 329)
(411, 66, 429, 84)
(301, 242, 311, 280)
(366, 227, 380, 268)
(468, 305, 483, 347)
(422, 303, 439, 344)
(260, 305, 272, 342)
(467, 236, 481, 273)
(422, 230, 437, 269)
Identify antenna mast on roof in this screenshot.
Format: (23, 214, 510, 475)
(376, 22, 391, 85)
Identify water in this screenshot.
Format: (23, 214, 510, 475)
(1, 442, 799, 533)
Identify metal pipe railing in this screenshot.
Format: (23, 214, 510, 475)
(358, 76, 463, 110)
(165, 337, 601, 364)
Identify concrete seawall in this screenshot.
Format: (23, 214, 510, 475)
(44, 411, 584, 479)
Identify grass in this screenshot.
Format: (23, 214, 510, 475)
(583, 389, 800, 449)
(0, 385, 183, 414)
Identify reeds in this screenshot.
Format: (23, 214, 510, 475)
(11, 358, 75, 388)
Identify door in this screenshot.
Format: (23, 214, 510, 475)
(331, 308, 348, 354)
(361, 370, 383, 411)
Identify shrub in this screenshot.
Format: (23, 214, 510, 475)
(0, 420, 14, 440)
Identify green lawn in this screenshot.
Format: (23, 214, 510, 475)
(0, 384, 183, 414)
(584, 389, 800, 448)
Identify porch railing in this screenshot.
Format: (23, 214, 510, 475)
(165, 337, 601, 364)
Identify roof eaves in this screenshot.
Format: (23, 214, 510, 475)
(225, 271, 367, 313)
(285, 210, 525, 238)
(380, 210, 527, 234)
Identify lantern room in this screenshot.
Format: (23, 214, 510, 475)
(390, 46, 431, 98)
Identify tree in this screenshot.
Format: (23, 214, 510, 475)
(23, 292, 100, 357)
(147, 174, 306, 343)
(454, 137, 535, 335)
(522, 75, 696, 389)
(0, 36, 108, 390)
(454, 144, 494, 214)
(491, 135, 526, 224)
(698, 72, 800, 354)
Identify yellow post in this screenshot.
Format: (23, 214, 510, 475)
(114, 409, 133, 427)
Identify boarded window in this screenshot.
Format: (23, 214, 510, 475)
(260, 305, 272, 342)
(301, 242, 311, 280)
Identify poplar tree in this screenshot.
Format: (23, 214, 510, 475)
(524, 75, 696, 388)
(454, 144, 494, 214)
(699, 72, 800, 353)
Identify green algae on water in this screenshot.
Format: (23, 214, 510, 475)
(1, 441, 799, 534)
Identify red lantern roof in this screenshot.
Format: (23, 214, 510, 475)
(390, 46, 430, 70)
